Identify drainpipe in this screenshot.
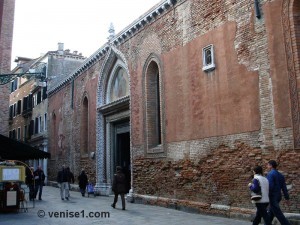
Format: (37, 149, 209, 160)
(254, 0, 261, 19)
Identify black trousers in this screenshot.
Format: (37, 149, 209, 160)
(253, 203, 271, 225)
(113, 193, 125, 209)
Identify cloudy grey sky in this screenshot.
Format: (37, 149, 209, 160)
(11, 0, 161, 68)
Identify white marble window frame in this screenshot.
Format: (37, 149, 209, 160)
(202, 44, 216, 72)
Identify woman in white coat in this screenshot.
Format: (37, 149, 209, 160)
(248, 166, 272, 225)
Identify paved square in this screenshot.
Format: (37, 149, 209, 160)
(0, 186, 250, 225)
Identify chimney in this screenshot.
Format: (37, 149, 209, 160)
(58, 42, 64, 55)
(58, 42, 64, 51)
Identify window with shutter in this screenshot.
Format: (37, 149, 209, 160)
(35, 117, 39, 134)
(17, 100, 21, 115)
(14, 78, 18, 91)
(12, 129, 16, 139)
(10, 81, 14, 93)
(23, 96, 28, 112)
(29, 120, 34, 136)
(28, 94, 33, 109)
(13, 103, 16, 117)
(9, 105, 13, 120)
(43, 86, 47, 100)
(37, 91, 42, 104)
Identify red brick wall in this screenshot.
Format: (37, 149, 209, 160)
(0, 0, 15, 135)
(264, 0, 292, 129)
(48, 61, 102, 183)
(133, 143, 300, 213)
(163, 22, 260, 142)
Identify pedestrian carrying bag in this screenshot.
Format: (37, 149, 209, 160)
(250, 178, 262, 201)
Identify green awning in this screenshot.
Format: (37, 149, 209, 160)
(0, 134, 50, 160)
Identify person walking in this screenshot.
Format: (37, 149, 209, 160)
(25, 167, 35, 201)
(111, 166, 127, 210)
(78, 169, 88, 197)
(57, 165, 70, 200)
(33, 165, 46, 200)
(266, 160, 291, 225)
(248, 166, 272, 225)
(66, 167, 74, 198)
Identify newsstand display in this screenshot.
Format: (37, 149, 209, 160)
(0, 162, 26, 212)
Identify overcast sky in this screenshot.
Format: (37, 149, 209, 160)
(11, 0, 161, 68)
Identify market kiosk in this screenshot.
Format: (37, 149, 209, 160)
(0, 164, 26, 212)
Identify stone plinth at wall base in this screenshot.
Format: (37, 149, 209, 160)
(132, 194, 300, 225)
(230, 206, 256, 221)
(94, 183, 111, 196)
(126, 189, 134, 203)
(272, 213, 300, 225)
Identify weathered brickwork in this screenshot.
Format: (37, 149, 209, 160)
(133, 143, 300, 213)
(48, 61, 102, 183)
(282, 0, 300, 148)
(0, 0, 15, 135)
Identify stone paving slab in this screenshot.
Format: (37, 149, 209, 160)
(0, 186, 251, 225)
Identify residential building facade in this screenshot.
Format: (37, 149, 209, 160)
(48, 0, 300, 217)
(9, 44, 85, 177)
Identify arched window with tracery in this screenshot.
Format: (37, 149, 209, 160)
(106, 65, 129, 104)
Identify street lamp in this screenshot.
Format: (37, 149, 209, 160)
(0, 65, 46, 85)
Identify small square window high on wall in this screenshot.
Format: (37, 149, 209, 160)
(202, 44, 216, 72)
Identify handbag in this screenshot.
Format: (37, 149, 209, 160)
(250, 178, 262, 201)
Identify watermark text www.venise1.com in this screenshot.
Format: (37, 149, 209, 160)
(37, 209, 110, 219)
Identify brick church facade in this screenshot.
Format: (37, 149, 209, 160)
(48, 0, 300, 216)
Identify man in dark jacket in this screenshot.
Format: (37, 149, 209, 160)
(266, 160, 291, 225)
(57, 165, 70, 200)
(34, 166, 46, 200)
(66, 167, 74, 198)
(78, 169, 88, 197)
(111, 166, 127, 210)
(26, 167, 35, 201)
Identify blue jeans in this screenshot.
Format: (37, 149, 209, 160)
(268, 195, 290, 225)
(34, 184, 43, 199)
(253, 203, 271, 225)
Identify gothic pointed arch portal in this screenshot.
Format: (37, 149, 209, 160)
(95, 45, 131, 195)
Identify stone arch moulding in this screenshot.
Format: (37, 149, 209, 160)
(282, 0, 300, 148)
(95, 44, 131, 194)
(97, 45, 130, 108)
(142, 53, 166, 157)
